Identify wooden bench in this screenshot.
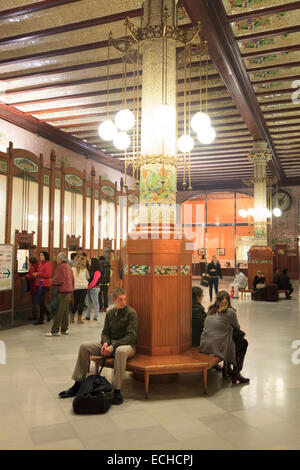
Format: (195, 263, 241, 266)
(239, 288, 253, 298)
(239, 288, 287, 299)
(90, 348, 222, 399)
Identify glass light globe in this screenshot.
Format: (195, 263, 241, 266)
(177, 134, 194, 153)
(115, 109, 135, 131)
(238, 209, 248, 218)
(98, 120, 117, 141)
(191, 112, 211, 133)
(265, 209, 272, 218)
(113, 131, 130, 150)
(197, 126, 216, 145)
(273, 207, 282, 217)
(155, 104, 176, 127)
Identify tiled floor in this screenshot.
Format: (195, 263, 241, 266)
(0, 278, 300, 450)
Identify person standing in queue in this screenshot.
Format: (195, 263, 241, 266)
(33, 251, 52, 325)
(207, 255, 222, 303)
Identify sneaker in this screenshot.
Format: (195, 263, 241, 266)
(85, 317, 90, 321)
(45, 332, 60, 337)
(92, 318, 98, 322)
(112, 392, 123, 405)
(61, 330, 69, 335)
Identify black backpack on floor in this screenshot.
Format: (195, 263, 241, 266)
(73, 359, 112, 414)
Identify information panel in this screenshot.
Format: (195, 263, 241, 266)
(0, 245, 13, 291)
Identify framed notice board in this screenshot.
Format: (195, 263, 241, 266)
(0, 244, 13, 291)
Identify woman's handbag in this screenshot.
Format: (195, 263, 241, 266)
(200, 274, 209, 287)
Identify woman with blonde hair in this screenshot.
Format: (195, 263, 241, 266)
(71, 256, 89, 324)
(199, 291, 249, 384)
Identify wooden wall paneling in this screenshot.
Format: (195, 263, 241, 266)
(90, 167, 95, 257)
(48, 150, 56, 262)
(152, 276, 179, 355)
(59, 162, 65, 252)
(5, 142, 14, 244)
(82, 170, 87, 250)
(129, 275, 152, 355)
(37, 153, 43, 253)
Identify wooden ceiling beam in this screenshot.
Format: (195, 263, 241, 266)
(181, 0, 285, 183)
(242, 44, 300, 59)
(22, 93, 234, 115)
(9, 83, 226, 106)
(227, 1, 300, 22)
(236, 25, 300, 42)
(0, 0, 82, 20)
(247, 61, 300, 73)
(0, 101, 125, 173)
(0, 8, 142, 46)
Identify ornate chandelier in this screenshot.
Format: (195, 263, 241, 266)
(98, 3, 216, 190)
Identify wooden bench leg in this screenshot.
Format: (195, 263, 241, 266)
(203, 369, 208, 395)
(144, 372, 149, 399)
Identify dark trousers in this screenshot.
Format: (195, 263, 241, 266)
(209, 277, 219, 301)
(38, 287, 50, 322)
(99, 285, 109, 309)
(232, 338, 248, 378)
(286, 285, 294, 298)
(30, 293, 38, 319)
(72, 289, 87, 316)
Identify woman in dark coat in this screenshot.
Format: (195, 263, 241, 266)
(192, 287, 206, 346)
(199, 291, 249, 384)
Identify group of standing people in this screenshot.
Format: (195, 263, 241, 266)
(25, 250, 112, 336)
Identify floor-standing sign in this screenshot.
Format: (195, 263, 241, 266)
(0, 245, 14, 326)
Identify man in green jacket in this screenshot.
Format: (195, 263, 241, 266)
(59, 288, 138, 405)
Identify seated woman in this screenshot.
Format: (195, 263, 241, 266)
(199, 291, 249, 384)
(192, 286, 206, 346)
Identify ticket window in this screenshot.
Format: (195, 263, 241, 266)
(15, 231, 35, 274)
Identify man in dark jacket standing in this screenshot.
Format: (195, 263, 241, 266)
(98, 256, 111, 312)
(207, 255, 222, 302)
(59, 288, 138, 405)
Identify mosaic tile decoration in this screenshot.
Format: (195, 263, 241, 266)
(130, 265, 151, 275)
(86, 187, 91, 197)
(43, 174, 50, 185)
(55, 177, 61, 189)
(0, 160, 8, 173)
(154, 266, 178, 275)
(123, 264, 128, 274)
(181, 265, 191, 275)
(248, 259, 272, 264)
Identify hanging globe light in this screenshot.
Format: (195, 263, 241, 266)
(197, 126, 216, 145)
(115, 109, 135, 131)
(238, 209, 248, 218)
(273, 207, 282, 217)
(113, 131, 130, 150)
(155, 104, 176, 127)
(98, 120, 117, 141)
(191, 112, 211, 133)
(177, 134, 194, 153)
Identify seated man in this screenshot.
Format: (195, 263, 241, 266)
(278, 268, 294, 300)
(253, 271, 265, 290)
(231, 268, 248, 298)
(59, 288, 138, 405)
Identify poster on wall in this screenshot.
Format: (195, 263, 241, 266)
(0, 245, 13, 291)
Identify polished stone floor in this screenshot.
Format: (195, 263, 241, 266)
(0, 278, 300, 450)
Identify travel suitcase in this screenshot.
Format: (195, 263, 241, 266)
(265, 283, 279, 302)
